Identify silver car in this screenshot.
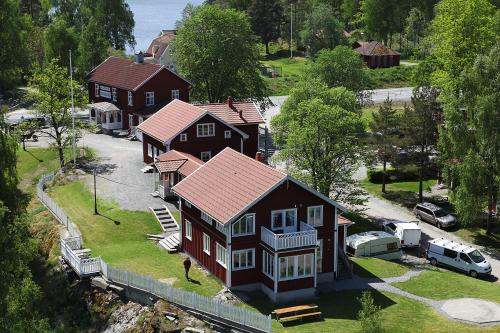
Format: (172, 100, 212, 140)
(413, 202, 457, 229)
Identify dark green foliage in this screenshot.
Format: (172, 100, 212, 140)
(367, 164, 436, 183)
(248, 0, 283, 54)
(44, 18, 79, 68)
(366, 66, 415, 89)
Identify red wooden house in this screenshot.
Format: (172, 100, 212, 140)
(355, 41, 400, 68)
(172, 148, 352, 303)
(137, 99, 264, 164)
(86, 54, 191, 133)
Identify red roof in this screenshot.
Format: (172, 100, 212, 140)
(338, 216, 354, 226)
(155, 150, 203, 176)
(137, 100, 249, 144)
(172, 148, 287, 224)
(355, 41, 399, 56)
(195, 101, 265, 125)
(87, 56, 189, 91)
(146, 33, 176, 60)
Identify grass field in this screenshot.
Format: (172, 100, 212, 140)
(452, 223, 500, 254)
(261, 56, 308, 95)
(352, 257, 409, 278)
(49, 181, 222, 296)
(394, 270, 500, 304)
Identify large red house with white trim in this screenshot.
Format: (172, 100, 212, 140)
(137, 99, 264, 165)
(172, 148, 352, 303)
(86, 55, 191, 133)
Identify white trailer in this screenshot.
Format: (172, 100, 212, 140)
(382, 220, 421, 248)
(346, 231, 402, 260)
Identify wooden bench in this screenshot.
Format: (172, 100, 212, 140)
(279, 311, 322, 322)
(272, 304, 322, 323)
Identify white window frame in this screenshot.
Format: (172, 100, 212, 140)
(224, 130, 231, 139)
(95, 83, 100, 97)
(145, 91, 155, 106)
(216, 243, 227, 268)
(201, 211, 212, 225)
(185, 201, 191, 208)
(262, 250, 274, 278)
(197, 123, 215, 137)
(128, 91, 133, 106)
(232, 248, 255, 271)
(279, 254, 314, 281)
(271, 208, 297, 231)
(180, 133, 187, 142)
(99, 85, 111, 99)
(171, 89, 180, 100)
(203, 233, 210, 255)
(112, 87, 117, 102)
(307, 205, 324, 226)
(147, 143, 153, 158)
(232, 214, 255, 237)
(185, 220, 192, 240)
(200, 151, 211, 162)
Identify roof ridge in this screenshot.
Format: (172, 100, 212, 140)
(219, 147, 287, 177)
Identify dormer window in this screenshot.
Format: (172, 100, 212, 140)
(146, 92, 154, 106)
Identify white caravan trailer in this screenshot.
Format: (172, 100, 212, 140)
(346, 231, 402, 260)
(426, 238, 492, 278)
(382, 220, 421, 248)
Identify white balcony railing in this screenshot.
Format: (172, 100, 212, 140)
(261, 222, 317, 251)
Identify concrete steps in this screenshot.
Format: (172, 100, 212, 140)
(150, 206, 179, 233)
(159, 233, 180, 253)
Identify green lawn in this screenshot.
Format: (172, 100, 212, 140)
(452, 223, 500, 254)
(352, 257, 409, 278)
(48, 181, 222, 296)
(261, 57, 308, 95)
(245, 290, 499, 333)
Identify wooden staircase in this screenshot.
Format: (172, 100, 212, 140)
(337, 247, 353, 280)
(150, 206, 179, 233)
(159, 233, 180, 253)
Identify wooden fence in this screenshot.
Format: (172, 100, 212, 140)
(38, 173, 272, 333)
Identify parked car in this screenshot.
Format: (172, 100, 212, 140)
(426, 238, 492, 278)
(382, 220, 421, 248)
(346, 231, 402, 260)
(413, 202, 457, 229)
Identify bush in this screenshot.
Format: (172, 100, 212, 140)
(365, 66, 415, 89)
(367, 164, 435, 183)
(357, 291, 383, 333)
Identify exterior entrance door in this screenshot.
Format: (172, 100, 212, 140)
(128, 114, 134, 128)
(283, 209, 296, 233)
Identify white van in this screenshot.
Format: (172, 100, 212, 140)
(346, 231, 402, 260)
(382, 220, 421, 248)
(426, 238, 492, 278)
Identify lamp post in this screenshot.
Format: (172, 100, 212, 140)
(69, 50, 76, 167)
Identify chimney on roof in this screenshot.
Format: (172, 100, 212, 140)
(227, 96, 234, 109)
(255, 151, 264, 163)
(135, 51, 144, 64)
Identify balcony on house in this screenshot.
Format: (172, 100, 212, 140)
(261, 222, 317, 251)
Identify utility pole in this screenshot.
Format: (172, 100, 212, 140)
(93, 169, 98, 214)
(69, 49, 76, 167)
(290, 3, 293, 58)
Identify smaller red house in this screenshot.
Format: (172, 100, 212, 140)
(172, 148, 352, 303)
(86, 55, 190, 133)
(355, 41, 400, 68)
(137, 99, 264, 164)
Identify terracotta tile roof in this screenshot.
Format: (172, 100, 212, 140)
(146, 32, 176, 60)
(155, 149, 203, 176)
(195, 101, 265, 125)
(137, 99, 205, 143)
(356, 41, 399, 56)
(173, 148, 287, 224)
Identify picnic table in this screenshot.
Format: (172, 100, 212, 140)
(272, 304, 322, 323)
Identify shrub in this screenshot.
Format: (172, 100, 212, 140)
(365, 66, 415, 89)
(357, 291, 383, 333)
(367, 164, 436, 183)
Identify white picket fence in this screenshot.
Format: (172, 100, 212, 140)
(37, 173, 272, 333)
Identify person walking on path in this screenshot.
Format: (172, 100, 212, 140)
(183, 257, 191, 280)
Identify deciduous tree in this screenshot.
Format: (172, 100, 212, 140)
(248, 0, 283, 55)
(44, 18, 79, 68)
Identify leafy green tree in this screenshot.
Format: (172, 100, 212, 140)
(248, 0, 283, 55)
(369, 97, 400, 193)
(405, 7, 427, 55)
(77, 17, 111, 77)
(402, 86, 440, 203)
(308, 46, 369, 93)
(44, 18, 79, 68)
(173, 5, 268, 103)
(299, 3, 344, 56)
(206, 0, 252, 11)
(357, 291, 382, 333)
(29, 59, 85, 168)
(271, 78, 366, 204)
(441, 46, 499, 232)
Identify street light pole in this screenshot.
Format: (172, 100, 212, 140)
(69, 49, 76, 167)
(290, 3, 293, 58)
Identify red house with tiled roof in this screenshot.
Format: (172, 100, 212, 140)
(144, 30, 177, 71)
(355, 41, 400, 68)
(86, 55, 190, 133)
(172, 148, 353, 303)
(137, 99, 264, 164)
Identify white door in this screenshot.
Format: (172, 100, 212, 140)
(283, 209, 296, 233)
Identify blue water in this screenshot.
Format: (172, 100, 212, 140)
(126, 0, 205, 53)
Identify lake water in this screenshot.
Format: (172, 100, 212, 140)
(126, 0, 205, 53)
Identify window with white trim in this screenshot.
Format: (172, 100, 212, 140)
(171, 89, 180, 100)
(232, 214, 255, 236)
(316, 239, 323, 273)
(112, 87, 117, 101)
(201, 211, 212, 225)
(263, 250, 274, 278)
(224, 130, 231, 139)
(216, 243, 227, 268)
(180, 133, 187, 142)
(95, 83, 99, 97)
(200, 151, 211, 162)
(100, 85, 111, 99)
(147, 143, 153, 157)
(185, 201, 191, 208)
(197, 123, 215, 137)
(271, 209, 296, 230)
(232, 249, 255, 270)
(203, 233, 210, 255)
(279, 254, 313, 280)
(185, 220, 192, 240)
(146, 91, 155, 106)
(128, 91, 133, 106)
(307, 205, 323, 226)
(216, 222, 226, 234)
